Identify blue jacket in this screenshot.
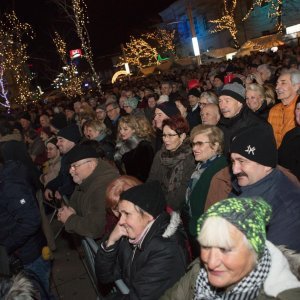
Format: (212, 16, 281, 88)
(231, 168, 300, 252)
(0, 161, 45, 265)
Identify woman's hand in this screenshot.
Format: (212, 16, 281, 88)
(106, 221, 128, 247)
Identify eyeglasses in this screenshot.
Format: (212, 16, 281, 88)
(106, 107, 117, 113)
(162, 133, 178, 139)
(199, 102, 208, 107)
(191, 141, 211, 147)
(70, 160, 92, 170)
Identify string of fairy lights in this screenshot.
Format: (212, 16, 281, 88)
(118, 28, 176, 68)
(0, 11, 34, 107)
(72, 0, 101, 93)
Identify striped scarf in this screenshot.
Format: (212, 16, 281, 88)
(194, 246, 271, 300)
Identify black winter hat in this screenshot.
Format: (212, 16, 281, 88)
(19, 112, 31, 122)
(188, 88, 201, 98)
(156, 101, 180, 118)
(230, 124, 277, 168)
(50, 113, 67, 130)
(67, 144, 99, 164)
(220, 82, 245, 103)
(57, 124, 81, 144)
(120, 181, 166, 218)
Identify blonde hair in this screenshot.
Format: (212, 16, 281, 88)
(135, 115, 155, 140)
(85, 120, 106, 134)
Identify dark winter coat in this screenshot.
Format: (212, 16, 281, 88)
(186, 106, 201, 131)
(231, 168, 300, 252)
(0, 161, 45, 265)
(95, 212, 189, 300)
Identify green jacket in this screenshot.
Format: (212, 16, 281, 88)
(160, 242, 300, 300)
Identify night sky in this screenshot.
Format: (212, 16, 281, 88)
(0, 0, 174, 85)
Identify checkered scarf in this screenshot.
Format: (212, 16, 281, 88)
(193, 246, 271, 300)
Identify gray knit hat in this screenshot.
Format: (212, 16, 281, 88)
(220, 82, 245, 103)
(124, 97, 139, 109)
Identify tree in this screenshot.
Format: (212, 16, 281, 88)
(209, 0, 239, 48)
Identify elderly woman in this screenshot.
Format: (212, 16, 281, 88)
(123, 97, 144, 116)
(185, 125, 231, 257)
(95, 181, 189, 300)
(198, 91, 218, 110)
(245, 83, 270, 119)
(147, 115, 195, 211)
(114, 115, 154, 182)
(161, 197, 300, 300)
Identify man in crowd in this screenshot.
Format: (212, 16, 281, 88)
(45, 124, 81, 201)
(186, 88, 202, 130)
(57, 144, 118, 238)
(200, 103, 220, 126)
(105, 101, 121, 141)
(230, 124, 300, 252)
(268, 69, 300, 148)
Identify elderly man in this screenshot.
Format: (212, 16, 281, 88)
(230, 124, 300, 252)
(57, 144, 118, 238)
(105, 101, 121, 141)
(187, 88, 202, 130)
(218, 81, 270, 153)
(268, 70, 300, 148)
(45, 124, 81, 201)
(200, 103, 220, 125)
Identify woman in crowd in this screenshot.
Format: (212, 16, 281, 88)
(84, 119, 115, 161)
(278, 97, 300, 180)
(175, 97, 189, 119)
(95, 181, 189, 300)
(114, 115, 154, 182)
(198, 91, 218, 109)
(147, 115, 195, 211)
(185, 124, 231, 258)
(161, 197, 300, 300)
(245, 83, 270, 119)
(123, 97, 144, 116)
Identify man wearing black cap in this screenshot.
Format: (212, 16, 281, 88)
(218, 81, 271, 153)
(95, 181, 188, 299)
(57, 144, 118, 238)
(186, 88, 202, 130)
(230, 125, 300, 252)
(44, 124, 81, 201)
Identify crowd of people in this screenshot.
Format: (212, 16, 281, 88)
(1, 45, 300, 299)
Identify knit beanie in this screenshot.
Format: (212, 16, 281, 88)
(188, 88, 201, 98)
(156, 101, 180, 118)
(19, 112, 31, 122)
(124, 97, 139, 109)
(46, 136, 58, 147)
(197, 197, 272, 257)
(220, 82, 245, 103)
(214, 74, 224, 82)
(57, 124, 81, 144)
(120, 180, 166, 218)
(230, 124, 277, 168)
(67, 144, 99, 164)
(187, 79, 200, 90)
(50, 113, 67, 130)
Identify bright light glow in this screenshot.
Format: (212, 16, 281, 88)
(271, 47, 278, 52)
(286, 24, 300, 34)
(125, 63, 130, 74)
(192, 37, 200, 56)
(226, 52, 237, 60)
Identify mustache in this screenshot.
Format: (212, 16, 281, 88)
(236, 172, 247, 178)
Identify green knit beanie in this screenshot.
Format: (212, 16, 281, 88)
(197, 197, 272, 257)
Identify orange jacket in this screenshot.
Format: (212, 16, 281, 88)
(268, 96, 298, 148)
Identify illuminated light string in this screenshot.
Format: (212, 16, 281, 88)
(72, 0, 101, 93)
(209, 0, 239, 48)
(118, 28, 176, 68)
(0, 67, 10, 110)
(0, 11, 35, 106)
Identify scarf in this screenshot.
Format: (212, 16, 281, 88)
(114, 135, 142, 163)
(160, 138, 192, 193)
(194, 246, 271, 300)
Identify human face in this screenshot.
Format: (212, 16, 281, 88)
(73, 102, 81, 113)
(276, 73, 300, 105)
(119, 123, 135, 140)
(231, 153, 272, 186)
(69, 159, 94, 184)
(148, 97, 156, 109)
(19, 118, 30, 130)
(213, 78, 223, 88)
(188, 95, 199, 108)
(162, 125, 184, 152)
(161, 83, 172, 95)
(106, 104, 120, 121)
(65, 109, 74, 120)
(192, 133, 218, 162)
(296, 102, 300, 125)
(201, 222, 256, 289)
(87, 127, 100, 140)
(40, 115, 50, 127)
(200, 105, 220, 125)
(154, 108, 168, 130)
(199, 97, 209, 110)
(245, 90, 264, 112)
(96, 109, 106, 121)
(56, 137, 75, 154)
(118, 200, 153, 240)
(46, 143, 59, 159)
(175, 101, 187, 117)
(219, 96, 243, 118)
(123, 105, 133, 114)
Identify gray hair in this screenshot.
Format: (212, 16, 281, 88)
(257, 64, 272, 78)
(200, 91, 218, 105)
(281, 70, 300, 86)
(246, 83, 265, 98)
